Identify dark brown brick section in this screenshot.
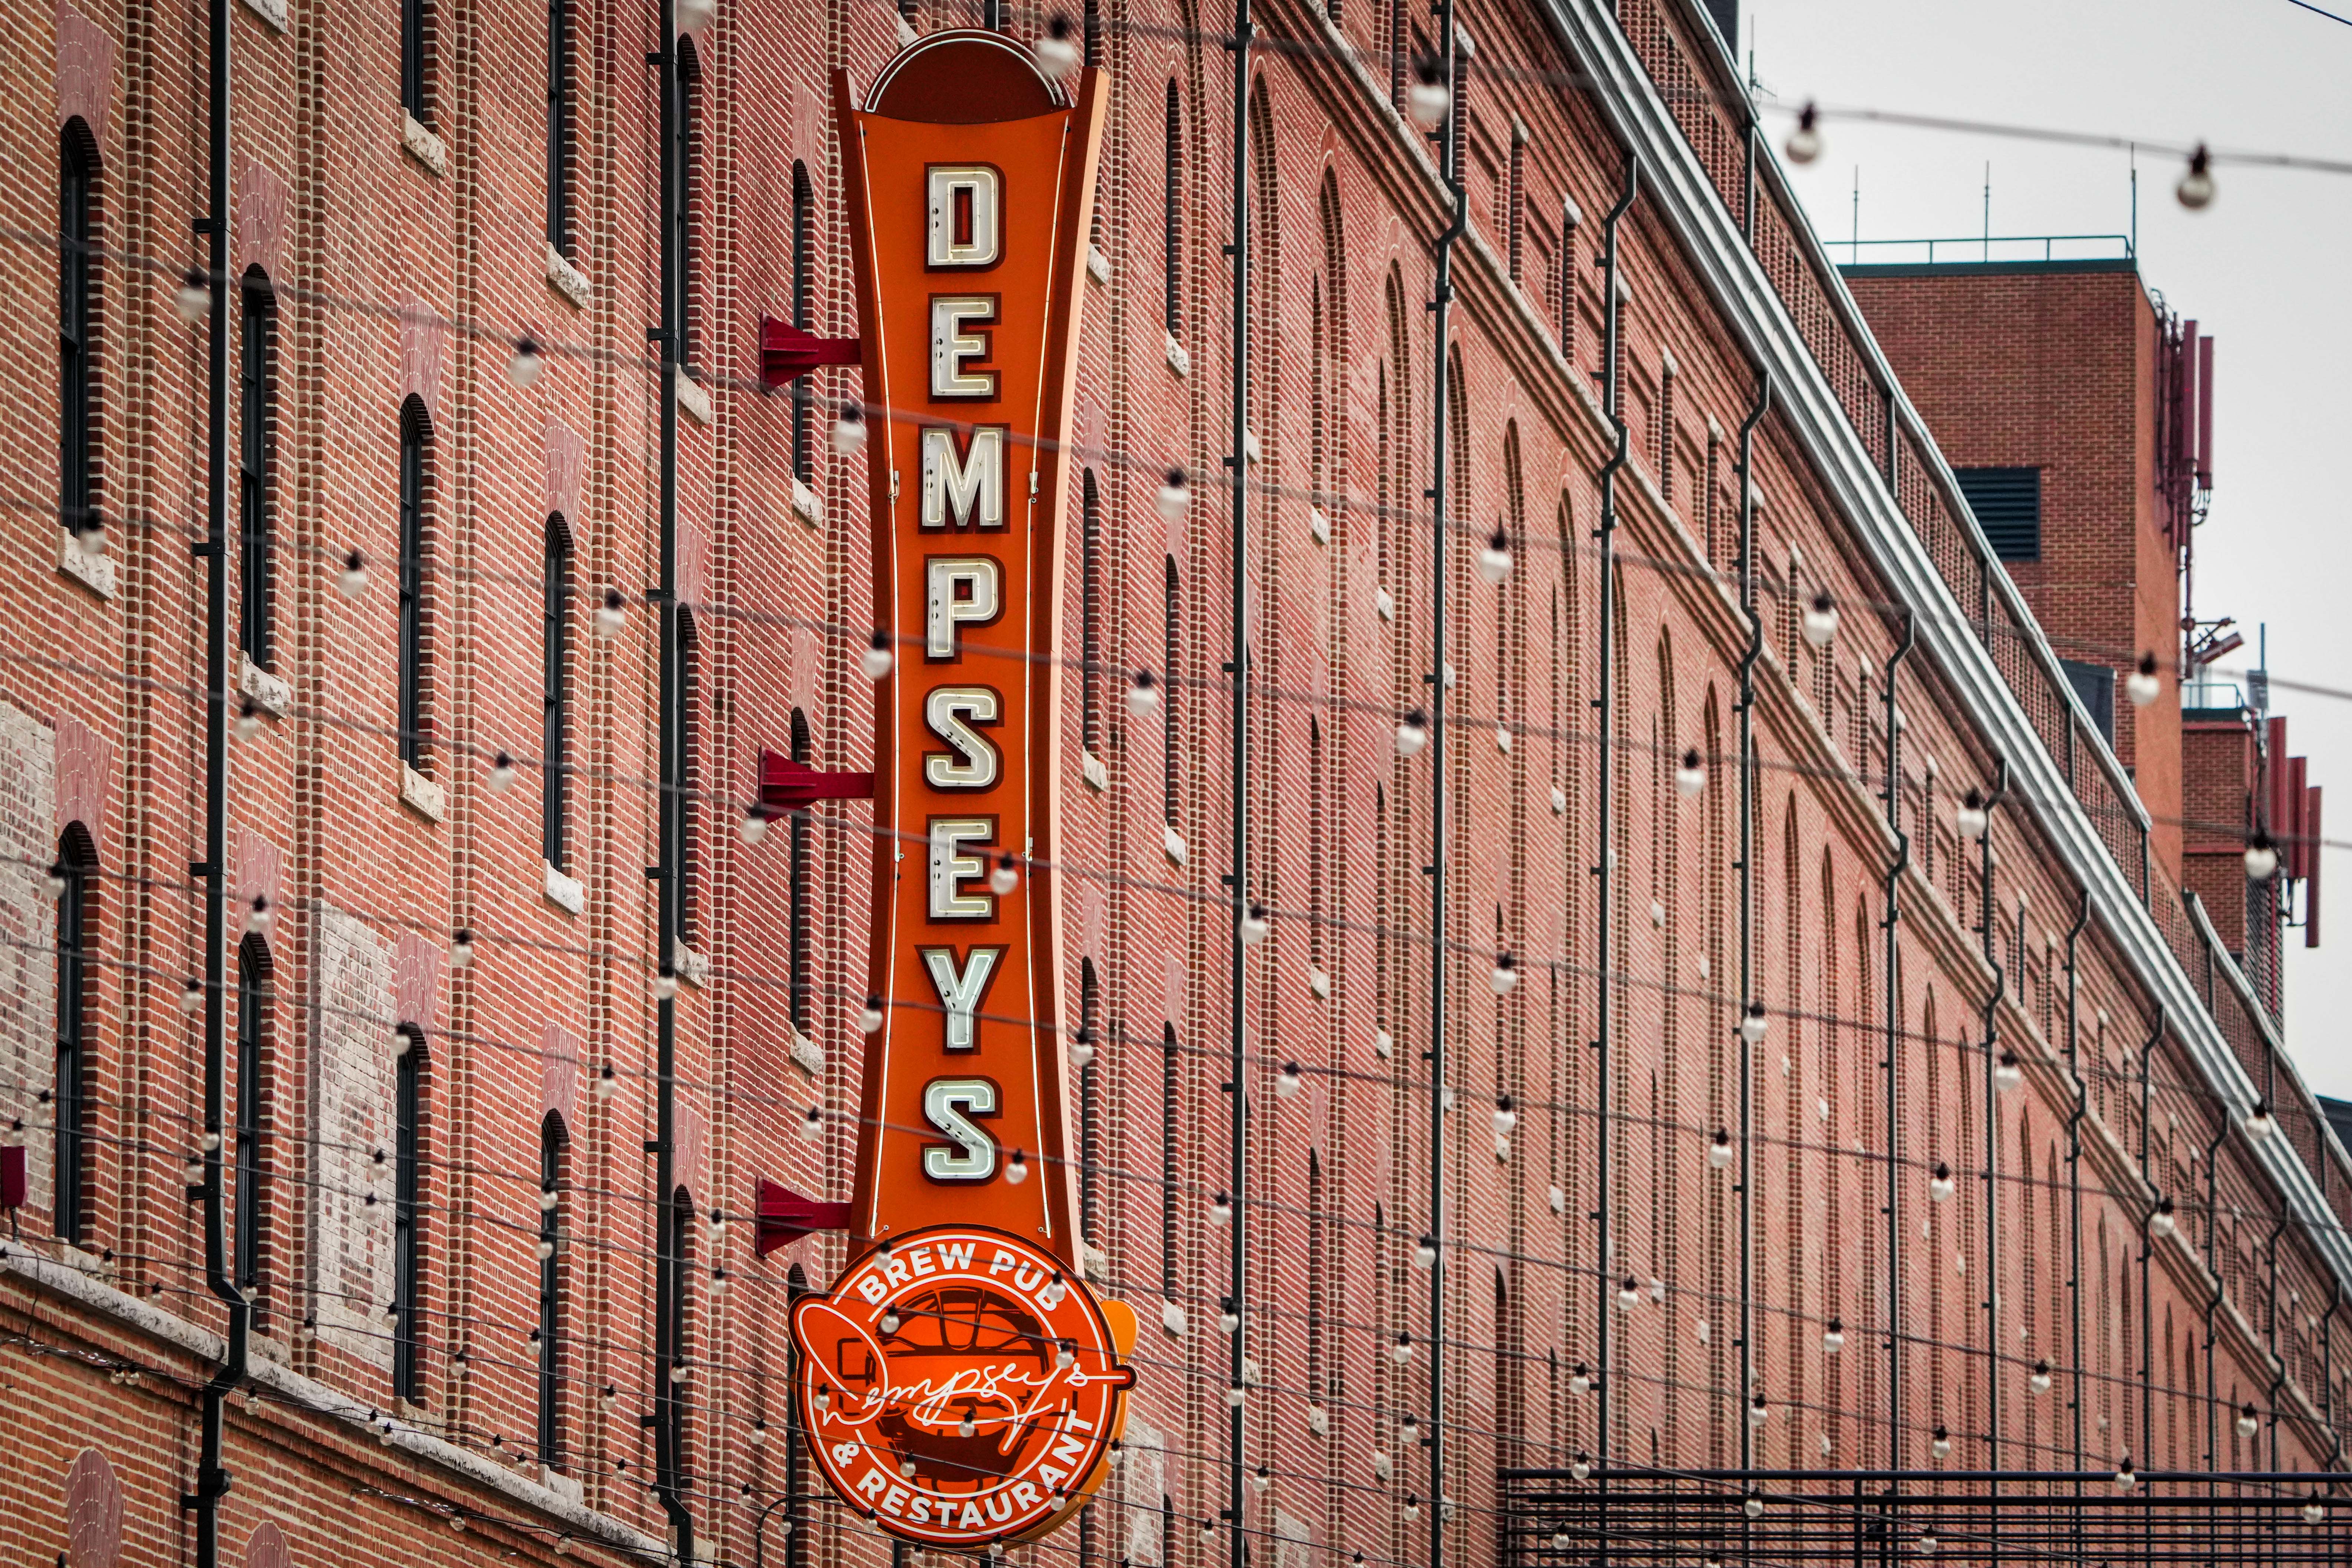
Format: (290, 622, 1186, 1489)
(0, 2, 2343, 1565)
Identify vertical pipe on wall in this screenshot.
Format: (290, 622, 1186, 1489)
(1421, 16, 1463, 1568)
(654, 0, 692, 1557)
(1225, 5, 1253, 1567)
(1977, 758, 2009, 1493)
(1592, 152, 1637, 1562)
(1733, 370, 1769, 1493)
(1881, 613, 1915, 1476)
(191, 0, 246, 1559)
(2062, 890, 2091, 1482)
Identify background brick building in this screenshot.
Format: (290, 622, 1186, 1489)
(3, 0, 2348, 1566)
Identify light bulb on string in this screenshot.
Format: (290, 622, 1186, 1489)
(1749, 1392, 1769, 1429)
(1413, 1234, 1437, 1270)
(2246, 1100, 2275, 1139)
(1617, 1275, 1641, 1312)
(1801, 589, 1839, 648)
(1740, 1002, 1768, 1044)
(174, 267, 214, 323)
(488, 751, 517, 792)
(1744, 1492, 1766, 1521)
(1674, 748, 1705, 798)
(1569, 1362, 1591, 1396)
(593, 1063, 616, 1100)
(1930, 1163, 1955, 1203)
(2115, 1457, 2138, 1492)
(506, 337, 545, 390)
(1917, 1532, 1939, 1556)
(798, 1106, 824, 1142)
(451, 929, 475, 969)
(2245, 834, 2279, 882)
(990, 854, 1021, 896)
(1407, 55, 1450, 131)
(1492, 1096, 1518, 1136)
(1156, 467, 1190, 524)
(234, 699, 263, 742)
(2303, 1494, 2326, 1525)
(1475, 527, 1513, 585)
(1393, 1333, 1414, 1365)
(1071, 1027, 1096, 1070)
(338, 550, 369, 600)
(1005, 1148, 1028, 1184)
(740, 804, 770, 845)
(1489, 953, 1519, 995)
(1395, 708, 1429, 758)
(1238, 902, 1271, 945)
(1956, 789, 1988, 840)
(2149, 1196, 2176, 1239)
(1252, 1464, 1271, 1495)
(1127, 668, 1160, 715)
(862, 630, 895, 682)
(1208, 1191, 1232, 1226)
(1931, 1425, 1952, 1460)
(652, 963, 679, 1002)
(2177, 143, 2215, 211)
(1709, 1128, 1734, 1170)
(2237, 1403, 2259, 1439)
(1785, 102, 1822, 165)
(593, 588, 626, 639)
(1401, 1495, 1421, 1523)
(1822, 1316, 1845, 1355)
(1570, 1451, 1591, 1482)
(1994, 1049, 2023, 1093)
(2127, 651, 2161, 707)
(178, 977, 204, 1015)
(1277, 1061, 1302, 1098)
(830, 400, 866, 456)
(1033, 13, 1078, 75)
(1218, 1297, 1239, 1334)
(859, 995, 886, 1033)
(1374, 1027, 1394, 1059)
(2029, 1359, 2053, 1395)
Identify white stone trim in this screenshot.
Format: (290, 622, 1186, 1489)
(544, 860, 584, 916)
(57, 529, 115, 599)
(399, 764, 444, 823)
(1087, 244, 1112, 285)
(238, 0, 287, 30)
(1163, 332, 1190, 379)
(545, 243, 591, 308)
(1080, 750, 1109, 793)
(401, 113, 447, 177)
(675, 370, 714, 426)
(790, 477, 824, 528)
(240, 654, 290, 717)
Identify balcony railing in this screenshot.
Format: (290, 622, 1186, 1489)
(1834, 233, 2137, 267)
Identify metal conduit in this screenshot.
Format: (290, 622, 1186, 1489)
(1732, 370, 1769, 1501)
(1882, 612, 1916, 1475)
(1976, 757, 2009, 1493)
(1224, 3, 1254, 1565)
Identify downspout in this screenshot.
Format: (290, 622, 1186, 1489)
(2262, 1211, 2288, 1474)
(653, 0, 692, 1556)
(2062, 890, 2091, 1477)
(1591, 153, 1638, 1562)
(1224, 6, 1254, 1568)
(188, 0, 247, 1557)
(1733, 369, 1769, 1490)
(1976, 758, 2009, 1484)
(2322, 1283, 2344, 1469)
(2139, 1016, 2160, 1477)
(1881, 610, 1915, 1474)
(2201, 1116, 2230, 1476)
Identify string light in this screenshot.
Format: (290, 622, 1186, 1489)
(1929, 1163, 1955, 1203)
(830, 400, 865, 456)
(1489, 953, 1519, 995)
(1393, 1333, 1414, 1364)
(1237, 902, 1271, 945)
(2177, 143, 2216, 210)
(337, 550, 369, 600)
(2244, 833, 2279, 882)
(861, 631, 895, 681)
(449, 929, 475, 969)
(990, 854, 1021, 896)
(1739, 1002, 1769, 1044)
(1744, 1492, 1766, 1520)
(234, 699, 262, 742)
(1156, 468, 1190, 524)
(593, 588, 626, 639)
(1071, 1027, 1096, 1070)
(1126, 668, 1160, 715)
(506, 338, 545, 390)
(1801, 590, 1839, 648)
(1931, 1426, 1952, 1460)
(174, 268, 213, 323)
(487, 751, 517, 791)
(1617, 1275, 1641, 1312)
(1674, 748, 1705, 797)
(2115, 1457, 2138, 1492)
(1277, 1061, 1302, 1098)
(653, 963, 680, 1002)
(1475, 528, 1513, 585)
(2150, 1196, 2177, 1238)
(2305, 1494, 2327, 1525)
(1005, 1149, 1029, 1185)
(739, 804, 770, 845)
(178, 978, 204, 1015)
(1994, 1049, 2022, 1093)
(1033, 13, 1078, 75)
(1748, 1391, 1769, 1429)
(1209, 1192, 1233, 1226)
(1407, 56, 1450, 131)
(2246, 1100, 2276, 1139)
(1414, 1234, 1437, 1270)
(1569, 1363, 1591, 1396)
(593, 1063, 616, 1100)
(2237, 1402, 2259, 1439)
(798, 1106, 823, 1142)
(859, 995, 885, 1033)
(1822, 1317, 1845, 1355)
(1394, 708, 1429, 758)
(1708, 1128, 1735, 1170)
(1569, 1451, 1591, 1481)
(1956, 789, 1988, 840)
(1785, 102, 1823, 165)
(2127, 652, 2162, 707)
(2029, 1359, 2053, 1394)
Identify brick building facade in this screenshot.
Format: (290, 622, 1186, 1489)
(3, 1, 2349, 1567)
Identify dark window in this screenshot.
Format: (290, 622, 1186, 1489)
(1162, 81, 1182, 337)
(1389, 0, 1407, 111)
(790, 707, 813, 1030)
(676, 42, 701, 370)
(1078, 960, 1100, 1238)
(392, 1028, 426, 1400)
(538, 1112, 568, 1469)
(398, 401, 430, 768)
(791, 161, 815, 482)
(240, 272, 276, 668)
(1508, 136, 1525, 281)
(1559, 224, 1577, 362)
(1163, 557, 1179, 827)
(543, 518, 571, 868)
(235, 936, 270, 1293)
(60, 129, 97, 545)
(1161, 1024, 1180, 1296)
(1955, 465, 2041, 562)
(401, 0, 428, 122)
(679, 607, 701, 945)
(53, 829, 94, 1244)
(2063, 658, 2117, 748)
(668, 1185, 694, 1420)
(545, 0, 572, 253)
(1081, 471, 1102, 754)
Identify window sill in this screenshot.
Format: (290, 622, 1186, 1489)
(238, 0, 286, 30)
(546, 243, 591, 309)
(544, 860, 584, 916)
(1163, 825, 1186, 867)
(57, 530, 115, 599)
(399, 763, 445, 823)
(1163, 332, 1190, 379)
(401, 112, 448, 177)
(240, 653, 290, 717)
(1080, 749, 1108, 793)
(787, 1023, 825, 1080)
(675, 369, 713, 426)
(1087, 244, 1112, 286)
(673, 938, 709, 990)
(790, 477, 824, 528)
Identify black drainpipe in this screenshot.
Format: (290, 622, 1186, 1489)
(653, 0, 691, 1557)
(187, 0, 247, 1557)
(1974, 758, 2008, 1488)
(1733, 369, 1769, 1497)
(2061, 890, 2091, 1479)
(2200, 1116, 2230, 1477)
(1880, 612, 1915, 1476)
(1223, 3, 1254, 1566)
(1591, 152, 1637, 1567)
(2137, 1014, 2160, 1480)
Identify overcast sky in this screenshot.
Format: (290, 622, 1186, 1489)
(1753, 0, 2352, 1100)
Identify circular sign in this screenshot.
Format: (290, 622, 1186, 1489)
(789, 1225, 1134, 1548)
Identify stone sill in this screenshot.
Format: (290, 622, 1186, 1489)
(238, 0, 286, 29)
(787, 1024, 824, 1080)
(676, 370, 714, 426)
(0, 1246, 666, 1562)
(791, 477, 823, 528)
(546, 243, 590, 308)
(1087, 244, 1111, 286)
(1163, 332, 1190, 379)
(399, 763, 444, 823)
(402, 112, 447, 177)
(240, 653, 290, 717)
(58, 530, 115, 599)
(1080, 749, 1108, 793)
(544, 860, 584, 916)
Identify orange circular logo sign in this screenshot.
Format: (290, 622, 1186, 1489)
(789, 1225, 1136, 1548)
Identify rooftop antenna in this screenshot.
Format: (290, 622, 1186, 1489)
(1851, 166, 1861, 262)
(2129, 144, 2139, 258)
(1982, 161, 1992, 261)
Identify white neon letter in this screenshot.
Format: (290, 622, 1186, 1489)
(929, 296, 998, 399)
(926, 166, 1002, 269)
(925, 556, 1002, 659)
(922, 1078, 999, 1182)
(920, 426, 1008, 531)
(920, 946, 1003, 1053)
(927, 817, 994, 920)
(923, 686, 1002, 789)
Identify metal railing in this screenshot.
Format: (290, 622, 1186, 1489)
(1834, 233, 2138, 266)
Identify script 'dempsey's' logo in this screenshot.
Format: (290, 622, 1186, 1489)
(788, 30, 1124, 1554)
(790, 1228, 1136, 1544)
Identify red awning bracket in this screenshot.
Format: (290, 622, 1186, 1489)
(759, 317, 861, 389)
(760, 748, 874, 814)
(755, 1178, 852, 1256)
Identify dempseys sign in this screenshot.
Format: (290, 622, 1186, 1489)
(784, 32, 1134, 1552)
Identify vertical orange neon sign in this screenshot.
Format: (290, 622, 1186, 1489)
(788, 33, 1132, 1551)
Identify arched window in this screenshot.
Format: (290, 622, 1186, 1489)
(53, 826, 96, 1244)
(1162, 556, 1180, 828)
(1078, 958, 1100, 1238)
(60, 124, 99, 550)
(790, 160, 816, 480)
(538, 1111, 570, 1469)
(543, 516, 571, 869)
(669, 1184, 695, 1412)
(398, 398, 432, 770)
(677, 39, 703, 370)
(545, 0, 573, 254)
(401, 0, 431, 123)
(239, 270, 277, 668)
(1162, 80, 1183, 338)
(1080, 470, 1101, 755)
(393, 1026, 428, 1400)
(789, 706, 813, 1029)
(1161, 1023, 1180, 1297)
(235, 935, 271, 1294)
(679, 606, 702, 945)
(1559, 208, 1578, 363)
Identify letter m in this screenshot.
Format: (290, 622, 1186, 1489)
(921, 426, 1008, 530)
